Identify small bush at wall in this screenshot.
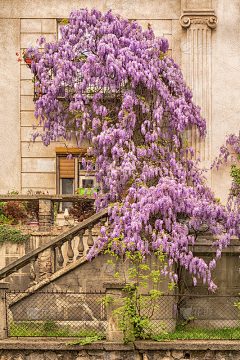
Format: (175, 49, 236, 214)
(0, 225, 30, 245)
(0, 213, 13, 225)
(1, 201, 27, 225)
(69, 200, 95, 222)
(0, 190, 51, 225)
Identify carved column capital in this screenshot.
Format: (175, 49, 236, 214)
(180, 9, 217, 29)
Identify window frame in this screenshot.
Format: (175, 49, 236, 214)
(56, 147, 99, 201)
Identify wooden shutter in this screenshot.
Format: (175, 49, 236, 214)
(59, 157, 74, 178)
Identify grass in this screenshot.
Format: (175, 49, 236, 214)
(10, 319, 105, 338)
(9, 319, 240, 340)
(153, 324, 240, 341)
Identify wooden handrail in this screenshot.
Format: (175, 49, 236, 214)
(0, 208, 108, 280)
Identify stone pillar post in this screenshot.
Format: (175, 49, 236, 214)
(180, 7, 217, 169)
(39, 199, 54, 231)
(103, 281, 129, 342)
(0, 282, 10, 339)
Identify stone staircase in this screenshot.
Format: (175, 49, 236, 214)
(0, 208, 108, 291)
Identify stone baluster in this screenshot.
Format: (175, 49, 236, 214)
(87, 225, 94, 253)
(57, 242, 64, 268)
(76, 229, 85, 260)
(66, 235, 74, 265)
(38, 250, 52, 281)
(29, 258, 36, 287)
(50, 246, 56, 274)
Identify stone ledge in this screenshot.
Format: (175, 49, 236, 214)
(0, 195, 95, 202)
(0, 339, 133, 351)
(134, 339, 240, 351)
(0, 339, 240, 351)
(0, 282, 10, 289)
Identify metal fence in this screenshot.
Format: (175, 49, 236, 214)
(5, 290, 107, 337)
(140, 294, 240, 340)
(5, 291, 240, 339)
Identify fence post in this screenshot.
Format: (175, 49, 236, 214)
(0, 282, 10, 339)
(103, 281, 128, 342)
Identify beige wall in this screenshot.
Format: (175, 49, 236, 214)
(180, 0, 240, 203)
(0, 0, 239, 203)
(0, 19, 21, 193)
(210, 0, 240, 203)
(0, 0, 180, 194)
(0, 0, 180, 20)
(20, 19, 59, 194)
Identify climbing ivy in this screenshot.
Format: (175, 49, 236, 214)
(0, 225, 30, 245)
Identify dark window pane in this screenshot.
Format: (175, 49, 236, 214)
(82, 179, 94, 188)
(62, 178, 74, 211)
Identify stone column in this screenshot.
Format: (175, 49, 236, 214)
(180, 8, 217, 165)
(103, 281, 133, 342)
(0, 282, 10, 339)
(39, 199, 54, 231)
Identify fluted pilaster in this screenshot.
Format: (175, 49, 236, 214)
(180, 9, 217, 161)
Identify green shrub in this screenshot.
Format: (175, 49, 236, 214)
(0, 225, 30, 245)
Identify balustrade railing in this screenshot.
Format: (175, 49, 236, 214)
(0, 207, 108, 287)
(0, 194, 95, 231)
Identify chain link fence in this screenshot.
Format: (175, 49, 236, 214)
(5, 291, 240, 339)
(140, 294, 240, 340)
(6, 290, 107, 337)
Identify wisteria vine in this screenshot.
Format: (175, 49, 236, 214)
(25, 8, 240, 291)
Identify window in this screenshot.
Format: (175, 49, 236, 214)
(78, 161, 97, 191)
(56, 148, 98, 210)
(58, 155, 75, 211)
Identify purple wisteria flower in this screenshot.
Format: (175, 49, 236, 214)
(26, 8, 240, 292)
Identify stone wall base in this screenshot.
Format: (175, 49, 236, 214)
(0, 340, 240, 360)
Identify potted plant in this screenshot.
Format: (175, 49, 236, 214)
(16, 50, 38, 68)
(22, 50, 33, 67)
(77, 187, 99, 195)
(16, 51, 32, 67)
(24, 56, 32, 65)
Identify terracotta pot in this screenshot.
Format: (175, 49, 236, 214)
(25, 56, 32, 65)
(28, 221, 39, 226)
(51, 226, 62, 230)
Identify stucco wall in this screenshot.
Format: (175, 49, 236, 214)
(0, 0, 179, 194)
(210, 0, 240, 203)
(0, 0, 239, 202)
(0, 19, 21, 193)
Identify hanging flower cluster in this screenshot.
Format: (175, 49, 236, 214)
(26, 8, 240, 291)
